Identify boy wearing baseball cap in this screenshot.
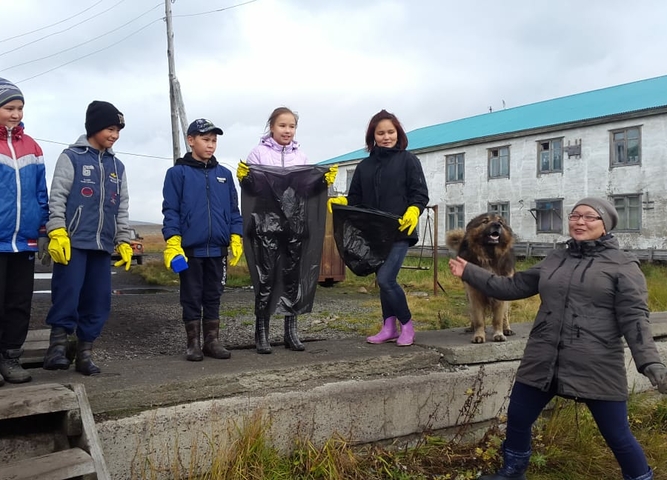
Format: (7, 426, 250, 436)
(0, 77, 49, 385)
(162, 118, 243, 362)
(43, 100, 134, 376)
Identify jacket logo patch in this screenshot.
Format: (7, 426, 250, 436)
(81, 187, 94, 197)
(82, 165, 95, 176)
(109, 172, 118, 184)
(216, 177, 227, 183)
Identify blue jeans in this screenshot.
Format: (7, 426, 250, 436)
(46, 248, 112, 342)
(376, 240, 411, 324)
(505, 381, 650, 478)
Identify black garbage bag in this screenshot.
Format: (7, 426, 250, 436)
(332, 204, 400, 276)
(241, 164, 328, 318)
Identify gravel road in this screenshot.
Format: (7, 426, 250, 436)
(30, 256, 375, 361)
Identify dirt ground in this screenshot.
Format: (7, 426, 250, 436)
(30, 254, 374, 361)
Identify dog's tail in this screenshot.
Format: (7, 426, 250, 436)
(446, 229, 465, 253)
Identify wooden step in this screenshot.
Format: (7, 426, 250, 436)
(0, 447, 95, 480)
(0, 384, 78, 421)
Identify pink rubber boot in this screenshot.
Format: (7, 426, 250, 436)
(366, 316, 399, 344)
(396, 320, 415, 346)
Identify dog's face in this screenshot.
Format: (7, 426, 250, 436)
(465, 213, 513, 248)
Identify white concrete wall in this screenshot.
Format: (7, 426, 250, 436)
(331, 113, 667, 249)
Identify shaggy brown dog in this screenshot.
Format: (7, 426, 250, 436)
(446, 213, 516, 343)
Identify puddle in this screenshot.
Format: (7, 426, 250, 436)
(112, 288, 174, 295)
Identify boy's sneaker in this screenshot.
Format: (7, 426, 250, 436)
(0, 349, 32, 384)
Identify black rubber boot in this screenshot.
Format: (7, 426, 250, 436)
(75, 341, 101, 376)
(479, 443, 530, 480)
(202, 319, 231, 359)
(255, 317, 272, 354)
(0, 349, 32, 383)
(43, 327, 71, 370)
(284, 315, 305, 351)
(185, 320, 203, 361)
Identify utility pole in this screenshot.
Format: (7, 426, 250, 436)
(165, 0, 180, 162)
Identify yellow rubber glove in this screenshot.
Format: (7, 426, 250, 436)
(229, 234, 243, 266)
(48, 228, 71, 265)
(114, 242, 133, 271)
(163, 235, 187, 270)
(398, 206, 420, 235)
(324, 164, 338, 186)
(237, 161, 250, 182)
(327, 196, 347, 213)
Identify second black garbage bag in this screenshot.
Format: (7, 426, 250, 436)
(331, 204, 400, 276)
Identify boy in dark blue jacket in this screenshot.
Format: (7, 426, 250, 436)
(162, 118, 243, 361)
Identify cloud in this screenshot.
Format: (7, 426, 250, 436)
(2, 0, 667, 223)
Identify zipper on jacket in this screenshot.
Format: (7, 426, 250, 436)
(281, 146, 285, 168)
(7, 127, 21, 252)
(575, 325, 609, 346)
(96, 150, 105, 250)
(205, 168, 212, 256)
(67, 205, 84, 235)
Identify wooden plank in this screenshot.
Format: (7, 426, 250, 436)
(0, 384, 78, 421)
(71, 383, 111, 480)
(0, 447, 95, 480)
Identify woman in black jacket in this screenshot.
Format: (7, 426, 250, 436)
(449, 197, 667, 480)
(328, 110, 429, 346)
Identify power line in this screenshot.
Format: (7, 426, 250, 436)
(0, 0, 106, 44)
(15, 18, 162, 84)
(35, 138, 172, 160)
(0, 0, 128, 58)
(1, 3, 162, 73)
(172, 0, 258, 18)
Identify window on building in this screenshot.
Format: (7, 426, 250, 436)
(345, 168, 355, 194)
(538, 138, 563, 173)
(532, 199, 563, 233)
(447, 205, 465, 230)
(446, 153, 465, 183)
(488, 146, 510, 179)
(488, 202, 510, 223)
(611, 127, 641, 166)
(612, 194, 641, 231)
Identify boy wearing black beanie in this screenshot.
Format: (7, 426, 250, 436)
(43, 100, 133, 376)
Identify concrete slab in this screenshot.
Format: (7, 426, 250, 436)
(3, 313, 666, 479)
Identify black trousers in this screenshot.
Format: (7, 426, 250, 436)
(179, 256, 224, 322)
(0, 252, 35, 351)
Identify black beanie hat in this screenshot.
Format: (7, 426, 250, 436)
(572, 197, 619, 232)
(85, 101, 125, 137)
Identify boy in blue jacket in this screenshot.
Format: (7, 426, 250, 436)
(43, 100, 134, 376)
(162, 118, 243, 361)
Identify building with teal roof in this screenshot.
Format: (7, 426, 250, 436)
(322, 74, 667, 249)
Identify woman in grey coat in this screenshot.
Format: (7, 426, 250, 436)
(449, 198, 667, 480)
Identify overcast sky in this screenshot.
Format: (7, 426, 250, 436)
(2, 0, 667, 224)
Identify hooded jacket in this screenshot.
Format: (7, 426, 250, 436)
(162, 152, 243, 257)
(246, 135, 308, 167)
(46, 135, 130, 254)
(0, 124, 49, 253)
(462, 234, 662, 401)
(347, 146, 429, 246)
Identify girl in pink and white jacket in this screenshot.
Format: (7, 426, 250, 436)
(237, 107, 336, 355)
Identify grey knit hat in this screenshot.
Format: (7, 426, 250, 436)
(572, 197, 619, 232)
(0, 77, 23, 107)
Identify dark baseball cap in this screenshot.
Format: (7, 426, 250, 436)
(186, 118, 223, 136)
